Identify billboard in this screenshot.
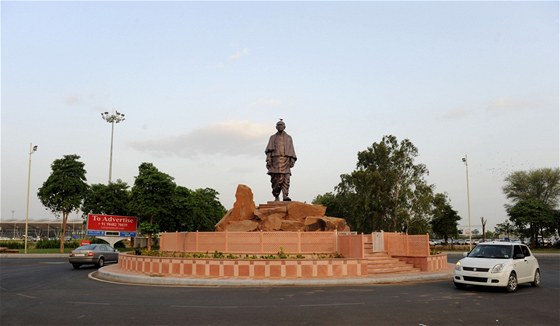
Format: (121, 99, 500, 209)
(87, 214, 138, 237)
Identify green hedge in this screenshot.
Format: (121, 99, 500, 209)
(33, 238, 127, 249)
(35, 239, 81, 249)
(0, 240, 25, 249)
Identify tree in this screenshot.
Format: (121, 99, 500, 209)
(312, 192, 346, 218)
(430, 193, 461, 243)
(178, 188, 227, 231)
(335, 135, 434, 233)
(507, 198, 555, 248)
(82, 179, 131, 216)
(37, 154, 88, 253)
(495, 221, 515, 240)
(503, 168, 560, 208)
(503, 168, 560, 246)
(129, 163, 176, 250)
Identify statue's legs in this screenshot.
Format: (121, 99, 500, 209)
(281, 174, 291, 201)
(271, 174, 282, 201)
(270, 174, 291, 201)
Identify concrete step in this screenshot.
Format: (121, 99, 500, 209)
(363, 251, 420, 275)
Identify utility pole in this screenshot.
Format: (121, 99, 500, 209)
(101, 110, 125, 183)
(462, 155, 472, 251)
(481, 216, 487, 242)
(25, 143, 38, 254)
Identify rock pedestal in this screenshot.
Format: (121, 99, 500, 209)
(215, 184, 350, 232)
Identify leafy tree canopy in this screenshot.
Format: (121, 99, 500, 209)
(313, 192, 348, 219)
(324, 135, 435, 233)
(507, 198, 556, 247)
(430, 193, 461, 242)
(37, 154, 88, 252)
(129, 162, 176, 225)
(503, 168, 560, 247)
(82, 179, 131, 216)
(494, 221, 516, 239)
(172, 187, 227, 232)
(128, 163, 176, 250)
(503, 168, 560, 209)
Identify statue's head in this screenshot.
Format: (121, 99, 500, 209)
(276, 119, 286, 132)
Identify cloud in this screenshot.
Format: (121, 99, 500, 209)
(214, 47, 251, 68)
(227, 47, 251, 63)
(130, 120, 270, 158)
(442, 107, 472, 120)
(486, 98, 540, 113)
(442, 97, 546, 120)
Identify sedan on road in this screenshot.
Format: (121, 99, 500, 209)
(453, 241, 540, 292)
(68, 244, 119, 269)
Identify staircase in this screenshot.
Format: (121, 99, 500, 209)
(363, 241, 420, 275)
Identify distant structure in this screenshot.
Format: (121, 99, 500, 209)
(265, 119, 297, 201)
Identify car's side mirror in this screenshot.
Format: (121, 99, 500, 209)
(463, 252, 468, 257)
(514, 253, 524, 259)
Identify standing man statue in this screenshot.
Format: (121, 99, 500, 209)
(265, 119, 297, 201)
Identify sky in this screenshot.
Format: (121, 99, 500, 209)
(1, 1, 558, 234)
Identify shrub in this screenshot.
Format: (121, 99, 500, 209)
(35, 239, 81, 249)
(0, 240, 25, 249)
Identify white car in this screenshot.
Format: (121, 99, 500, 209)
(453, 242, 540, 292)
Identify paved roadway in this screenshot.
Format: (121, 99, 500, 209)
(1, 254, 559, 325)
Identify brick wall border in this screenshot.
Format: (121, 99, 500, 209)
(118, 253, 368, 279)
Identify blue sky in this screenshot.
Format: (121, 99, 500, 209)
(2, 1, 558, 233)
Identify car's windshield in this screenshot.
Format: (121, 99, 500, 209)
(468, 245, 512, 259)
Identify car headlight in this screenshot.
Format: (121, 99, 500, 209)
(455, 261, 462, 271)
(491, 263, 505, 273)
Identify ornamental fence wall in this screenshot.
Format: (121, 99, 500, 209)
(159, 231, 430, 258)
(382, 232, 430, 257)
(160, 231, 337, 255)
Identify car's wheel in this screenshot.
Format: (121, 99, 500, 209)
(71, 263, 80, 269)
(506, 272, 518, 293)
(96, 257, 105, 268)
(454, 281, 467, 290)
(531, 269, 541, 287)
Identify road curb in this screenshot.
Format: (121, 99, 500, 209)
(92, 264, 453, 287)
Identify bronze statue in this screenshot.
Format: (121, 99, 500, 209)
(265, 119, 297, 201)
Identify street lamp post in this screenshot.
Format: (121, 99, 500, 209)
(25, 143, 38, 254)
(101, 110, 125, 183)
(462, 155, 472, 251)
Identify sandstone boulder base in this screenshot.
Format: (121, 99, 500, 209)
(215, 184, 350, 232)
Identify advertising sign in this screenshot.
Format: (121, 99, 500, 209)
(87, 214, 138, 237)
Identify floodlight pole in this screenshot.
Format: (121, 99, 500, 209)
(101, 110, 125, 183)
(25, 143, 38, 254)
(462, 155, 472, 251)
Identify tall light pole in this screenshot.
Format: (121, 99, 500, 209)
(101, 110, 125, 183)
(25, 143, 38, 254)
(462, 155, 472, 250)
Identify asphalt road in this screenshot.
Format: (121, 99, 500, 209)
(1, 254, 559, 326)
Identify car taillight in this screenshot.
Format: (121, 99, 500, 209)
(87, 251, 94, 257)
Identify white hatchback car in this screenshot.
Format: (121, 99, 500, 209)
(453, 242, 540, 292)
